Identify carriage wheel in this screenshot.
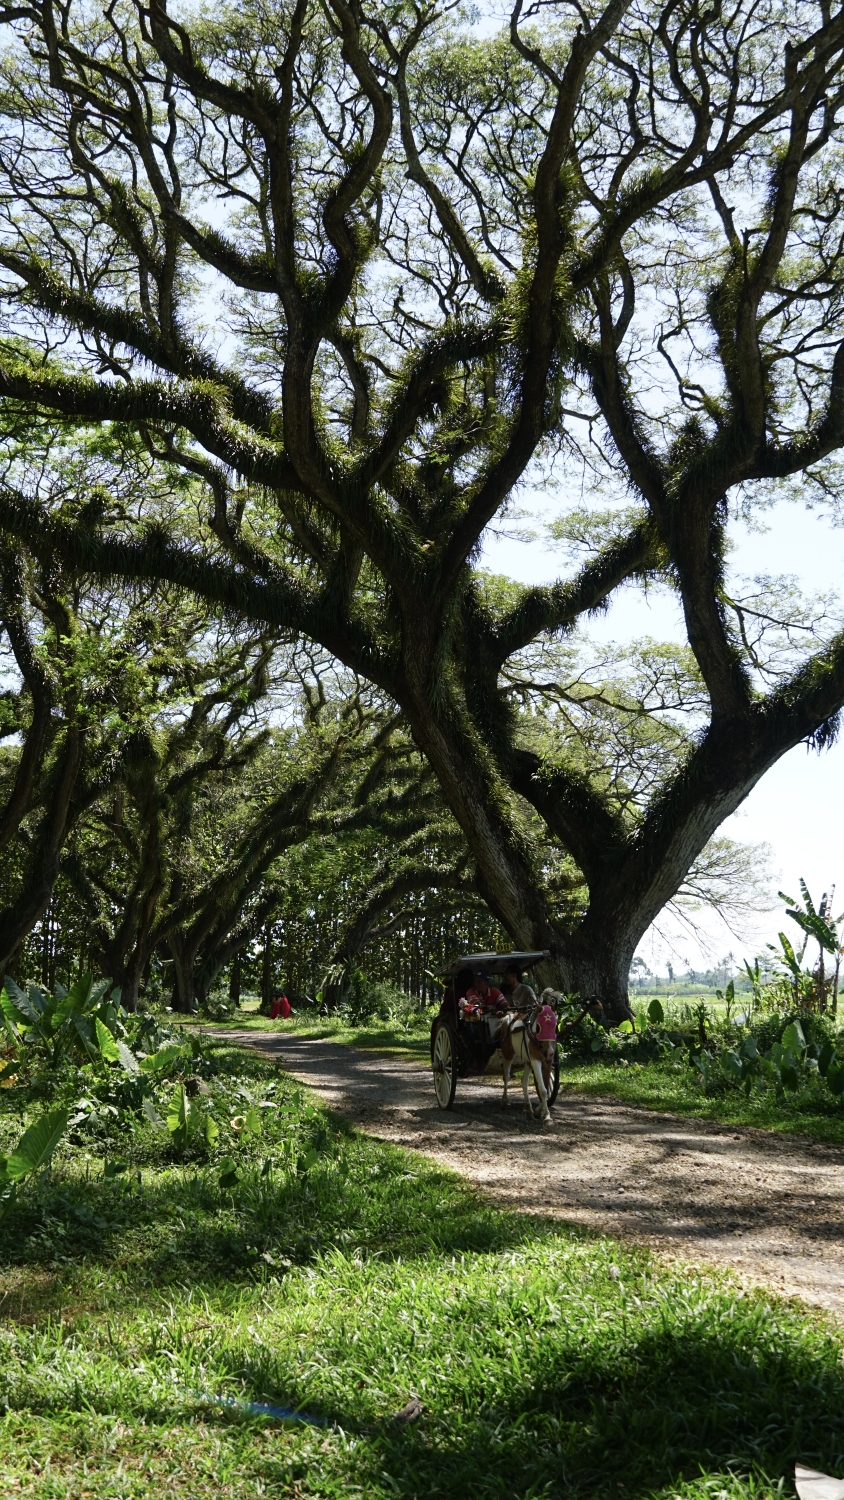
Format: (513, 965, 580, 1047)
(432, 1021, 458, 1109)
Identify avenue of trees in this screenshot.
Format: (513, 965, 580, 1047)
(0, 0, 843, 1015)
(0, 492, 760, 1008)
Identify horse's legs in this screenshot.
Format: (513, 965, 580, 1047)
(502, 1061, 511, 1109)
(529, 1054, 550, 1122)
(521, 1054, 535, 1117)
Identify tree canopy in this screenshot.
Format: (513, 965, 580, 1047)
(0, 0, 843, 1015)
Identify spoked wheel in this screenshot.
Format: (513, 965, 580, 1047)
(432, 1021, 458, 1109)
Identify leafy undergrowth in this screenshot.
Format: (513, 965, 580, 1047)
(1, 1048, 844, 1497)
(558, 999, 844, 1146)
(559, 1052, 844, 1143)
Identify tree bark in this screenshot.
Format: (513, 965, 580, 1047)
(169, 937, 198, 1013)
(0, 725, 84, 974)
(229, 950, 242, 1007)
(261, 923, 273, 1010)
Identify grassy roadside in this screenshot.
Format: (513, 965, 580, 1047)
(177, 1008, 432, 1062)
(2, 1043, 844, 1498)
(189, 1008, 844, 1147)
(558, 1055, 844, 1145)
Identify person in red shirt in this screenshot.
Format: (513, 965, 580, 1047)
(268, 993, 291, 1021)
(460, 972, 507, 1031)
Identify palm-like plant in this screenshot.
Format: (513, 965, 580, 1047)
(779, 882, 844, 1014)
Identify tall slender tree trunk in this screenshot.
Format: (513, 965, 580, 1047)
(261, 923, 273, 1011)
(229, 950, 242, 1008)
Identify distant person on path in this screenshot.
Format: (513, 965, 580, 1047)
(269, 992, 291, 1022)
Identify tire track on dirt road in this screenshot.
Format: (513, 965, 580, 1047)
(221, 1029, 844, 1316)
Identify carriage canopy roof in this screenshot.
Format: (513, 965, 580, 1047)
(439, 951, 550, 977)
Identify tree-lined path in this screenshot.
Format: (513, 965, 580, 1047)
(224, 1029, 844, 1317)
(4, 0, 844, 1018)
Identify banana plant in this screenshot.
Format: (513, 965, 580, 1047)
(780, 881, 844, 1010)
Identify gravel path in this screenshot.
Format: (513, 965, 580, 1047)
(222, 1029, 844, 1316)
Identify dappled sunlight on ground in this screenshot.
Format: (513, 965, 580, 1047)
(222, 1029, 844, 1318)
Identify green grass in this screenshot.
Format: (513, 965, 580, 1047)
(195, 1006, 844, 1147)
(559, 1052, 844, 1145)
(2, 1044, 844, 1497)
(178, 1006, 433, 1062)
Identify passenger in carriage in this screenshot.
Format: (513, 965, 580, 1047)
(454, 966, 475, 1001)
(447, 966, 474, 1014)
(462, 971, 506, 1016)
(502, 965, 538, 1012)
(461, 971, 507, 1044)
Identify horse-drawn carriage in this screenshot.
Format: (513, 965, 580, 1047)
(430, 950, 562, 1114)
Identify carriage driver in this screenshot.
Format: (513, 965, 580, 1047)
(502, 965, 538, 1012)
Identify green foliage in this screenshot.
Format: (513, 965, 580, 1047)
(781, 880, 842, 959)
(0, 1106, 67, 1224)
(0, 0, 844, 1036)
(166, 1083, 193, 1151)
(1, 973, 120, 1069)
(0, 972, 229, 1170)
(763, 883, 844, 1012)
(561, 986, 844, 1142)
(1, 1045, 844, 1497)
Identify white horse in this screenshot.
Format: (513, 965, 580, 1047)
(499, 1003, 557, 1122)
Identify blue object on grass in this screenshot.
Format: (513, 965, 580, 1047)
(195, 1391, 328, 1426)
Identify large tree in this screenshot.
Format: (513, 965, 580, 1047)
(0, 0, 843, 1017)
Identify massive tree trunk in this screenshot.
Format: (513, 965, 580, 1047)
(109, 953, 143, 1013)
(169, 936, 198, 1013)
(0, 726, 84, 974)
(400, 679, 627, 1010)
(96, 871, 163, 1014)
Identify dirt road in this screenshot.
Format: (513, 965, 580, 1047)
(223, 1029, 844, 1315)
